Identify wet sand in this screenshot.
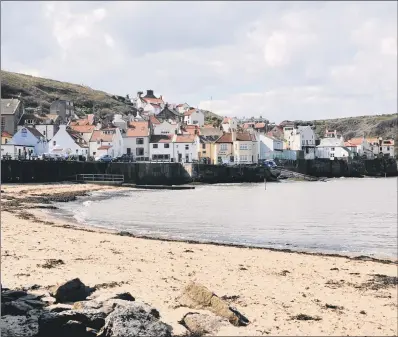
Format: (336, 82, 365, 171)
(1, 183, 397, 336)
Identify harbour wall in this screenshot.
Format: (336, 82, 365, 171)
(1, 161, 273, 185)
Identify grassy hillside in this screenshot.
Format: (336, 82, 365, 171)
(1, 70, 132, 116)
(310, 114, 397, 140)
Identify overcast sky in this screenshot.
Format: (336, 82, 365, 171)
(1, 1, 397, 122)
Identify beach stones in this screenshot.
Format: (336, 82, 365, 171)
(177, 282, 249, 326)
(52, 278, 92, 303)
(180, 312, 229, 335)
(97, 302, 172, 337)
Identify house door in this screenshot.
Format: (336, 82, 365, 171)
(185, 155, 189, 162)
(178, 153, 182, 162)
(127, 148, 131, 155)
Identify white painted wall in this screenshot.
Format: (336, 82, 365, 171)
(49, 125, 88, 155)
(123, 136, 150, 157)
(149, 142, 174, 161)
(10, 127, 48, 155)
(152, 121, 177, 135)
(258, 134, 283, 160)
(315, 146, 351, 159)
(184, 110, 205, 127)
(174, 141, 198, 162)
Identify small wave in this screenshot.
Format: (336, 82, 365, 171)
(83, 200, 93, 207)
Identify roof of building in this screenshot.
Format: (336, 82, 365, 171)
(346, 137, 364, 146)
(126, 121, 149, 137)
(215, 133, 233, 143)
(382, 139, 395, 145)
(142, 97, 164, 104)
(222, 117, 232, 124)
(22, 127, 44, 139)
(1, 131, 13, 138)
(1, 99, 21, 115)
(318, 138, 344, 147)
(90, 130, 114, 142)
(149, 115, 161, 125)
(366, 137, 379, 144)
(66, 128, 89, 148)
(199, 127, 223, 137)
(150, 135, 173, 143)
(70, 125, 96, 133)
(242, 122, 255, 129)
(236, 133, 256, 141)
(184, 108, 197, 116)
(255, 122, 266, 129)
(199, 135, 220, 144)
(174, 135, 196, 143)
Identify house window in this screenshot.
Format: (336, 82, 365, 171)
(331, 147, 335, 151)
(136, 138, 144, 145)
(1, 117, 5, 130)
(202, 143, 206, 149)
(240, 144, 248, 150)
(53, 141, 56, 146)
(43, 130, 46, 136)
(185, 145, 189, 150)
(302, 140, 305, 145)
(185, 155, 189, 162)
(93, 152, 96, 156)
(306, 140, 308, 145)
(380, 147, 382, 151)
(387, 146, 390, 151)
(153, 144, 158, 148)
(127, 148, 131, 155)
(220, 144, 227, 151)
(164, 144, 169, 148)
(97, 140, 101, 144)
(136, 148, 144, 156)
(240, 155, 248, 161)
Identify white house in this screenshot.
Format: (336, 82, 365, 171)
(123, 121, 150, 159)
(149, 135, 174, 162)
(344, 137, 373, 158)
(112, 114, 128, 132)
(134, 90, 164, 114)
(233, 132, 258, 164)
(89, 128, 123, 158)
(258, 133, 283, 160)
(173, 134, 198, 163)
(221, 117, 238, 133)
(17, 113, 61, 141)
(285, 125, 316, 159)
(5, 126, 48, 157)
(316, 137, 352, 159)
(49, 125, 89, 156)
(183, 109, 205, 127)
(152, 119, 178, 135)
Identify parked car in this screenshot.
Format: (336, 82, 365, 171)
(264, 159, 277, 168)
(113, 154, 134, 162)
(95, 154, 113, 162)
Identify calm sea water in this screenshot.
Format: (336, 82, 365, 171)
(54, 178, 398, 258)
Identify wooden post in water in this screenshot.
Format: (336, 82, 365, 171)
(264, 177, 267, 190)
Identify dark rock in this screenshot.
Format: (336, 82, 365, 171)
(330, 267, 339, 271)
(2, 300, 34, 316)
(38, 311, 89, 337)
(52, 278, 91, 303)
(110, 292, 135, 302)
(97, 303, 172, 337)
(1, 290, 28, 302)
(0, 315, 39, 337)
(291, 314, 322, 321)
(47, 304, 74, 313)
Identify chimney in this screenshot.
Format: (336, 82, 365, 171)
(146, 90, 154, 97)
(231, 130, 236, 142)
(160, 95, 163, 101)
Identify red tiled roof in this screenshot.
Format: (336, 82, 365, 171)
(98, 145, 112, 150)
(1, 131, 12, 138)
(215, 133, 233, 143)
(236, 133, 255, 141)
(346, 138, 364, 146)
(126, 121, 149, 137)
(184, 108, 196, 116)
(174, 135, 196, 143)
(242, 123, 255, 129)
(149, 115, 161, 125)
(90, 130, 114, 142)
(255, 122, 266, 129)
(70, 125, 95, 133)
(150, 135, 173, 143)
(222, 117, 231, 124)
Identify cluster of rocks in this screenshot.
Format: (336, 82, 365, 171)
(1, 278, 172, 337)
(1, 279, 249, 337)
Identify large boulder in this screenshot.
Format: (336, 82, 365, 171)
(2, 300, 35, 316)
(97, 302, 172, 337)
(0, 315, 39, 337)
(180, 312, 229, 336)
(176, 282, 249, 326)
(52, 278, 91, 303)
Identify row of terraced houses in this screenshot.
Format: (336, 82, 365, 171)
(1, 90, 395, 162)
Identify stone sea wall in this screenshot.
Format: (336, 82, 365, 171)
(1, 161, 274, 185)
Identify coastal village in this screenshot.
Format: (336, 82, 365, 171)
(1, 89, 395, 163)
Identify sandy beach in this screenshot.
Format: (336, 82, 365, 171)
(1, 183, 397, 336)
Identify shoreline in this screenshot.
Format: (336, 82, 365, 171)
(5, 181, 397, 264)
(2, 183, 397, 336)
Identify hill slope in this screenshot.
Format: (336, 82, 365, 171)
(1, 70, 132, 115)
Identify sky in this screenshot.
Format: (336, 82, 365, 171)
(1, 1, 397, 123)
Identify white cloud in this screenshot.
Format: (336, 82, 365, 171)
(1, 1, 397, 123)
